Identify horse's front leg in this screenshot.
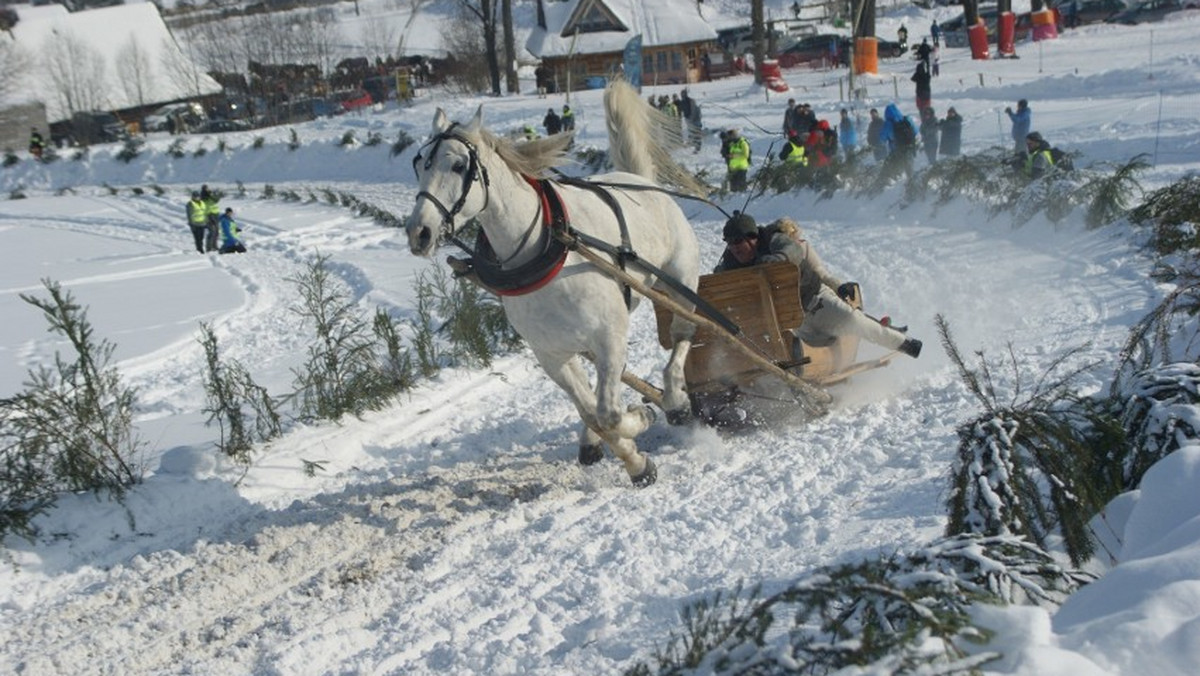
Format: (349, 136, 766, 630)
(592, 346, 657, 485)
(535, 351, 656, 486)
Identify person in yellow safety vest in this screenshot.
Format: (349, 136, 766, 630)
(522, 124, 539, 141)
(561, 105, 575, 131)
(778, 131, 809, 167)
(724, 128, 751, 192)
(186, 191, 209, 254)
(1023, 131, 1054, 179)
(200, 184, 221, 252)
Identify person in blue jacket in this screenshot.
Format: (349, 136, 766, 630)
(1005, 99, 1031, 153)
(218, 207, 246, 254)
(838, 108, 858, 162)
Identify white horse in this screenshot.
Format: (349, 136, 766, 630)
(405, 81, 703, 486)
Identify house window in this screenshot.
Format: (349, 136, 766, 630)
(656, 52, 668, 72)
(671, 51, 683, 72)
(643, 55, 654, 73)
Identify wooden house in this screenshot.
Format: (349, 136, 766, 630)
(525, 0, 720, 91)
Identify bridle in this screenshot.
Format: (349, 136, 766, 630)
(411, 123, 491, 246)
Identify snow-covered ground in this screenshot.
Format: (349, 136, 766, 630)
(2, 7, 1200, 675)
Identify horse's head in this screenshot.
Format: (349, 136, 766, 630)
(406, 107, 490, 257)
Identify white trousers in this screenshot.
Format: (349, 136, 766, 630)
(797, 286, 907, 351)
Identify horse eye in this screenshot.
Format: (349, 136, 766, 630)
(451, 160, 466, 173)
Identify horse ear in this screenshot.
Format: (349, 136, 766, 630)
(467, 105, 484, 131)
(433, 108, 450, 134)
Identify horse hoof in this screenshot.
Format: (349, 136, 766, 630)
(630, 457, 657, 487)
(665, 407, 692, 426)
(578, 444, 604, 466)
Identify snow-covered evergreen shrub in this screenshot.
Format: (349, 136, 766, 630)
(628, 534, 1091, 676)
(390, 130, 414, 157)
(1076, 154, 1148, 228)
(0, 281, 143, 542)
(939, 316, 1122, 566)
(3, 149, 18, 167)
(1129, 175, 1200, 256)
(288, 254, 399, 421)
(198, 323, 282, 465)
(339, 130, 356, 147)
(116, 137, 143, 163)
(1114, 363, 1200, 490)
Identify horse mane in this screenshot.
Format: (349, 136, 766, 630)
(469, 125, 574, 178)
(603, 79, 708, 198)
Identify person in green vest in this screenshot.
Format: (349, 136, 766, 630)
(561, 104, 575, 132)
(722, 128, 751, 192)
(185, 191, 208, 254)
(200, 184, 221, 252)
(1023, 131, 1054, 179)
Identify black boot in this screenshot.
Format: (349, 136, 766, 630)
(899, 338, 922, 358)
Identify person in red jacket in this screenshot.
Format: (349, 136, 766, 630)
(804, 120, 834, 167)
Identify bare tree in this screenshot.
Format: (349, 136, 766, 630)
(442, 4, 489, 94)
(115, 36, 153, 115)
(162, 35, 209, 101)
(43, 30, 108, 117)
(291, 10, 340, 77)
(456, 0, 501, 95)
(502, 0, 517, 94)
(362, 16, 399, 64)
(0, 38, 31, 103)
(751, 0, 764, 85)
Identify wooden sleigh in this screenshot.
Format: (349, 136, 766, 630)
(651, 262, 896, 425)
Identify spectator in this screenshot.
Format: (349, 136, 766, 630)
(911, 61, 932, 113)
(185, 191, 208, 254)
(561, 104, 575, 132)
(939, 107, 963, 157)
(931, 19, 942, 47)
(897, 24, 909, 50)
(1005, 99, 1032, 153)
(794, 103, 817, 137)
(838, 108, 858, 161)
(867, 108, 887, 161)
(686, 99, 703, 153)
(778, 131, 809, 168)
(1023, 131, 1054, 179)
(28, 127, 46, 160)
(543, 107, 562, 136)
(714, 213, 922, 359)
(915, 38, 933, 73)
(919, 106, 940, 165)
(782, 98, 798, 136)
(723, 128, 751, 192)
(200, 184, 220, 253)
(218, 208, 246, 254)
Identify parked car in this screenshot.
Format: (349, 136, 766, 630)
(143, 102, 205, 133)
(335, 89, 373, 113)
(776, 34, 846, 68)
(775, 34, 904, 68)
(1106, 0, 1188, 23)
(1052, 0, 1127, 25)
(195, 119, 251, 134)
(68, 111, 129, 145)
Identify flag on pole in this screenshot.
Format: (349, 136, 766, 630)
(623, 34, 643, 90)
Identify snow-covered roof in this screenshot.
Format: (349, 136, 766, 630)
(5, 3, 221, 123)
(525, 0, 718, 59)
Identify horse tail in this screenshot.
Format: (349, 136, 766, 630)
(603, 80, 707, 197)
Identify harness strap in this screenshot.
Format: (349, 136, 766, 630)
(561, 227, 740, 337)
(554, 177, 635, 308)
(466, 177, 568, 296)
